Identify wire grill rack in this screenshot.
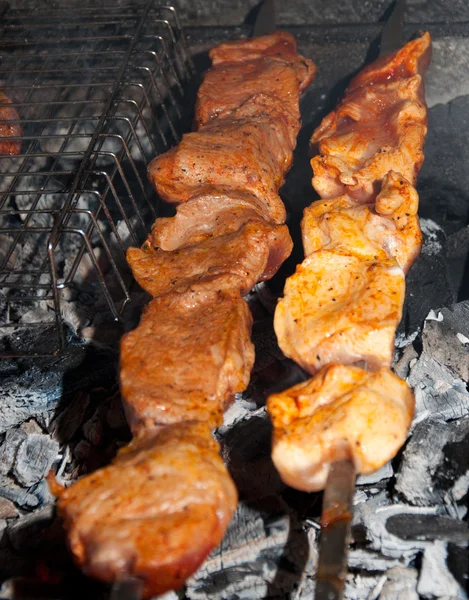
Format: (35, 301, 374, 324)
(0, 0, 194, 357)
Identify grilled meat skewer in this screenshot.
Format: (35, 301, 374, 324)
(269, 32, 431, 491)
(52, 31, 316, 597)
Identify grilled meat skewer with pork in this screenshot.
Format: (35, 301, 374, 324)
(52, 31, 316, 597)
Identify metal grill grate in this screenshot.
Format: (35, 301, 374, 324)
(0, 0, 194, 357)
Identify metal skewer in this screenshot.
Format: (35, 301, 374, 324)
(110, 577, 144, 600)
(315, 460, 356, 600)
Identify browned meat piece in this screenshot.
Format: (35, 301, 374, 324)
(149, 187, 282, 251)
(268, 364, 414, 491)
(127, 220, 293, 298)
(311, 33, 431, 201)
(0, 90, 22, 155)
(148, 95, 299, 212)
(301, 172, 422, 273)
(209, 31, 314, 93)
(196, 32, 316, 127)
(274, 252, 405, 374)
(120, 290, 254, 432)
(52, 422, 237, 598)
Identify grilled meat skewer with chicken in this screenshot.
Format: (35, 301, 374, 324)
(269, 32, 431, 491)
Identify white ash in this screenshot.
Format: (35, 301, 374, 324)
(417, 541, 467, 599)
(420, 218, 445, 256)
(378, 566, 419, 600)
(186, 498, 316, 600)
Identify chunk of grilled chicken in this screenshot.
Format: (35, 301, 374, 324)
(196, 31, 316, 128)
(127, 220, 293, 298)
(149, 187, 282, 251)
(51, 422, 237, 599)
(267, 364, 414, 491)
(274, 252, 405, 374)
(148, 95, 299, 212)
(0, 90, 22, 155)
(311, 32, 431, 201)
(302, 171, 422, 273)
(120, 290, 254, 433)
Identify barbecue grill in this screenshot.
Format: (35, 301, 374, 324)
(0, 0, 194, 357)
(1, 1, 469, 599)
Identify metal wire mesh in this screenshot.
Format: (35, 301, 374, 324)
(0, 0, 194, 357)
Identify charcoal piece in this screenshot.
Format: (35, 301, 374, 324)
(221, 412, 285, 500)
(408, 354, 469, 423)
(386, 514, 469, 545)
(446, 226, 469, 298)
(0, 343, 116, 433)
(0, 475, 38, 509)
(0, 498, 18, 519)
(12, 434, 60, 487)
(352, 495, 436, 560)
(401, 253, 455, 338)
(393, 344, 418, 380)
(344, 573, 383, 600)
(6, 506, 54, 553)
(0, 429, 26, 476)
(422, 308, 469, 382)
(347, 548, 402, 572)
(356, 462, 393, 487)
(378, 566, 419, 600)
(19, 419, 43, 435)
(186, 497, 315, 600)
(446, 543, 469, 596)
(419, 96, 469, 235)
(396, 417, 469, 510)
(417, 541, 466, 599)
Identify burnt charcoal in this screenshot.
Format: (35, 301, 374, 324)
(0, 475, 39, 510)
(347, 548, 402, 572)
(356, 462, 393, 487)
(186, 496, 315, 600)
(0, 429, 26, 476)
(386, 514, 469, 544)
(12, 434, 60, 487)
(446, 226, 469, 300)
(221, 412, 285, 500)
(19, 419, 43, 435)
(0, 343, 116, 433)
(395, 418, 469, 510)
(6, 506, 54, 553)
(378, 567, 419, 600)
(352, 494, 436, 560)
(344, 573, 384, 600)
(446, 543, 469, 596)
(417, 541, 466, 599)
(0, 498, 18, 519)
(422, 314, 469, 382)
(419, 96, 469, 235)
(393, 344, 419, 380)
(408, 354, 469, 423)
(401, 253, 455, 338)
